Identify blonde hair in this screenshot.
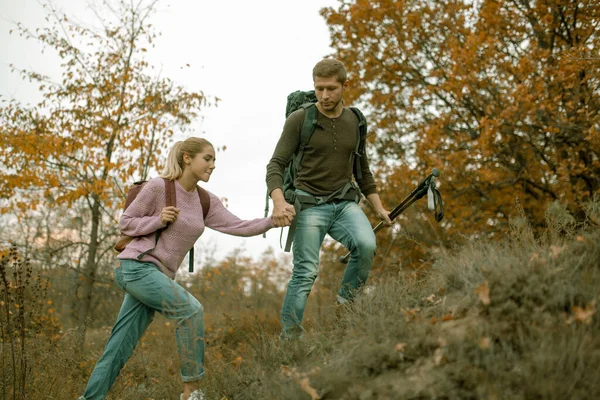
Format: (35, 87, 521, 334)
(312, 58, 347, 84)
(160, 137, 213, 180)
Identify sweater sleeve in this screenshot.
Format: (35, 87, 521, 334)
(119, 178, 167, 236)
(265, 109, 303, 196)
(356, 144, 378, 196)
(204, 192, 274, 236)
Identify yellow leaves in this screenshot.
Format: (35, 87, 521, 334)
(327, 0, 599, 246)
(299, 377, 321, 400)
(529, 244, 566, 265)
(401, 307, 421, 322)
(549, 245, 566, 259)
(479, 337, 492, 350)
(430, 314, 454, 325)
(280, 365, 321, 400)
(424, 293, 442, 305)
(528, 252, 546, 266)
(232, 356, 243, 367)
(567, 301, 596, 325)
(433, 347, 448, 366)
(475, 280, 490, 305)
(394, 343, 408, 352)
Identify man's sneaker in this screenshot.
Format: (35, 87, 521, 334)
(336, 294, 350, 305)
(180, 388, 205, 400)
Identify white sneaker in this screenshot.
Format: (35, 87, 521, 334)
(180, 389, 205, 400)
(336, 294, 350, 304)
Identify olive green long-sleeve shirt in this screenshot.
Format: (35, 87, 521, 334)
(266, 107, 377, 197)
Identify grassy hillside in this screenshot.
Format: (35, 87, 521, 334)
(199, 204, 600, 400)
(6, 200, 600, 399)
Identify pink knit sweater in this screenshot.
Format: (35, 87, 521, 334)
(118, 177, 273, 278)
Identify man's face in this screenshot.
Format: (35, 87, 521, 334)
(314, 76, 347, 112)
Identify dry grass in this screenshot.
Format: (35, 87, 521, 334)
(4, 198, 600, 399)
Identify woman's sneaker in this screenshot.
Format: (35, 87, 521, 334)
(180, 388, 205, 400)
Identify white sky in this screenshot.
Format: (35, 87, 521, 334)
(0, 0, 340, 263)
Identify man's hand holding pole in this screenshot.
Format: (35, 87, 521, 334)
(340, 168, 444, 263)
(367, 193, 392, 226)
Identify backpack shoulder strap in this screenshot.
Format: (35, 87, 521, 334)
(196, 186, 210, 220)
(189, 185, 210, 274)
(293, 103, 318, 173)
(299, 103, 318, 144)
(164, 178, 176, 207)
(349, 106, 367, 148)
(349, 107, 367, 181)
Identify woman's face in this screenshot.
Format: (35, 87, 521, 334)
(187, 146, 216, 182)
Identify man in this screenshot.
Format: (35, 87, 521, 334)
(266, 58, 391, 339)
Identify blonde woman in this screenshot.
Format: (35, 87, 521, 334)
(79, 137, 287, 400)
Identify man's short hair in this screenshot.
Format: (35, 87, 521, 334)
(312, 58, 347, 84)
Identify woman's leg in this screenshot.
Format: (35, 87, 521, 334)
(80, 291, 155, 399)
(116, 260, 205, 385)
(80, 259, 204, 399)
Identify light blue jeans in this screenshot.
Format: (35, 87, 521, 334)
(79, 259, 204, 400)
(280, 194, 377, 338)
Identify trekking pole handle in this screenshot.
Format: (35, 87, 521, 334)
(339, 168, 441, 264)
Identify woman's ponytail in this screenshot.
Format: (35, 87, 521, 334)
(161, 141, 184, 180)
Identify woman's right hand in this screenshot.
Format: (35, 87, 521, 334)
(161, 206, 180, 225)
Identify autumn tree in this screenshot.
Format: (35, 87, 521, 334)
(0, 0, 210, 344)
(322, 0, 600, 250)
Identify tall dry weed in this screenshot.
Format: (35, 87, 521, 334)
(0, 246, 60, 399)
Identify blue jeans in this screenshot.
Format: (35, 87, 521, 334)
(280, 195, 377, 338)
(79, 259, 204, 400)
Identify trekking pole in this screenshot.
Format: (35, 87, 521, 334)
(339, 168, 443, 264)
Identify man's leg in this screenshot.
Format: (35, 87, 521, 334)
(280, 204, 331, 338)
(328, 201, 377, 302)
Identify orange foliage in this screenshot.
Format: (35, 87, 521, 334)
(322, 0, 600, 269)
(0, 0, 213, 335)
(0, 1, 210, 213)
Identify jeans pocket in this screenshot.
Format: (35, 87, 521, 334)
(114, 265, 126, 290)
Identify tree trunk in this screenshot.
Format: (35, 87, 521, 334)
(76, 196, 101, 351)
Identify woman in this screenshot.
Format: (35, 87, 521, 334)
(79, 137, 287, 400)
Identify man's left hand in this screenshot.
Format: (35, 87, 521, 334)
(376, 208, 392, 226)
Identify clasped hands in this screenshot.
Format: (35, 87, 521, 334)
(159, 203, 295, 228)
(271, 202, 295, 227)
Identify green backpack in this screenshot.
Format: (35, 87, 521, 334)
(265, 90, 368, 251)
